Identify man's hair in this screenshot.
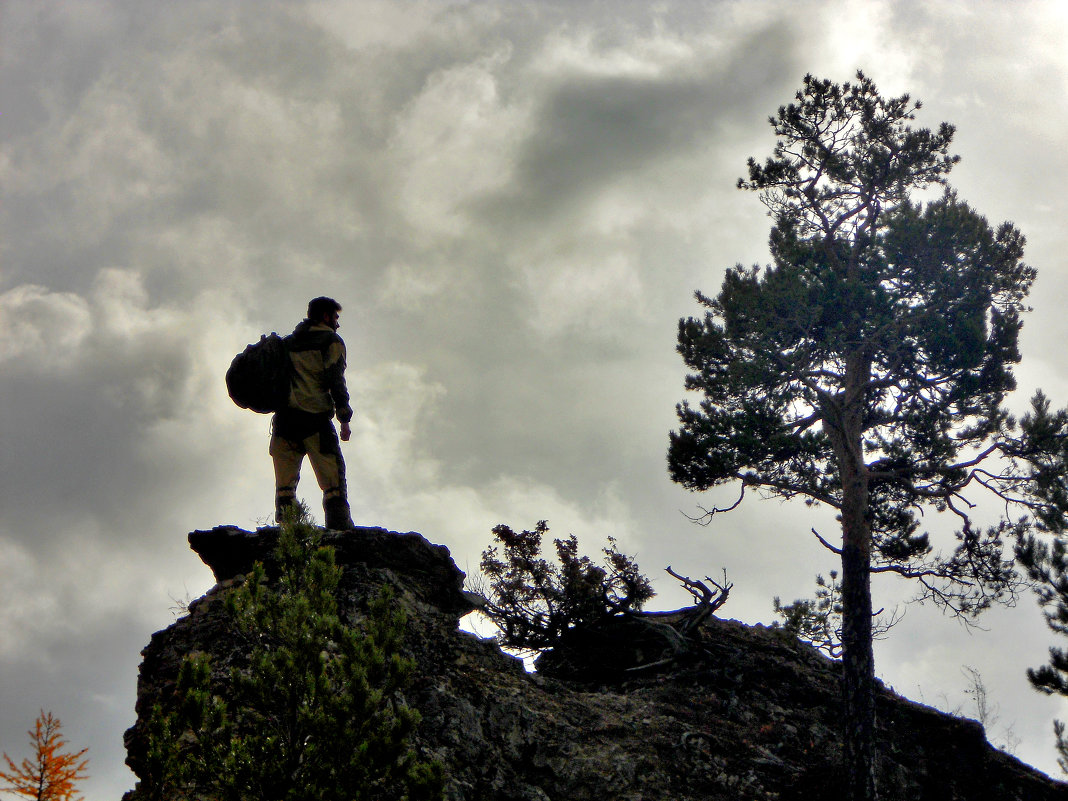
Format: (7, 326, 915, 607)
(307, 296, 342, 321)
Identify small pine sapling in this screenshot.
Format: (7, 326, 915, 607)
(774, 571, 901, 658)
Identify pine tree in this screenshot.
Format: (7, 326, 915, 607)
(142, 506, 443, 801)
(1016, 527, 1068, 772)
(668, 72, 1068, 800)
(0, 710, 89, 801)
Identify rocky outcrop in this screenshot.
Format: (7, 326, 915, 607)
(124, 524, 1067, 800)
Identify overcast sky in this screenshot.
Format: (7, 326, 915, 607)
(4, 1, 1068, 797)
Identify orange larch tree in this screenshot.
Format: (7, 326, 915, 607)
(0, 710, 89, 801)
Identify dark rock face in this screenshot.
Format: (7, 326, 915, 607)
(124, 525, 1068, 801)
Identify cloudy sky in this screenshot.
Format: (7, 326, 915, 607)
(4, 0, 1068, 796)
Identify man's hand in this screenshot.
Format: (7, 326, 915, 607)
(340, 421, 351, 442)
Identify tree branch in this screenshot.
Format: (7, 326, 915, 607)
(810, 528, 843, 555)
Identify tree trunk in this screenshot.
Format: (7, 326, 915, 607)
(841, 506, 876, 801)
(835, 353, 877, 801)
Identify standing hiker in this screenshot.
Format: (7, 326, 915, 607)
(271, 296, 354, 530)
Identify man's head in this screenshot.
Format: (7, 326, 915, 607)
(307, 296, 342, 330)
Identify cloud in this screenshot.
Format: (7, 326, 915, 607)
(348, 361, 447, 490)
(1, 270, 197, 420)
(521, 250, 646, 338)
(0, 539, 63, 664)
(387, 45, 531, 238)
(0, 285, 92, 366)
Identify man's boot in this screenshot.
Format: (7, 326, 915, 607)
(323, 495, 354, 530)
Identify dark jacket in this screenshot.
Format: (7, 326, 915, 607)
(283, 320, 353, 424)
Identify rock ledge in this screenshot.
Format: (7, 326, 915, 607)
(123, 525, 1068, 801)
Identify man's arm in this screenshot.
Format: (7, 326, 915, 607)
(323, 337, 354, 427)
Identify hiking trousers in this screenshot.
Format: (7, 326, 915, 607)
(270, 411, 353, 529)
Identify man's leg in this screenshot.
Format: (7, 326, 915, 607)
(270, 434, 305, 523)
(304, 423, 353, 529)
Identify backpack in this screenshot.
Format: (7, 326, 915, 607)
(225, 333, 292, 413)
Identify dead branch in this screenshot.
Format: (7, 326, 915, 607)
(665, 566, 732, 635)
(682, 487, 746, 524)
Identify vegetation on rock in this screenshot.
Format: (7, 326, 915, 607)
(479, 520, 655, 654)
(140, 506, 442, 801)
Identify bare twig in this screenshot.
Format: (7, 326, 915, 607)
(682, 488, 746, 525)
(810, 528, 843, 555)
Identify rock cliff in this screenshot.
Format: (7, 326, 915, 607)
(123, 525, 1067, 800)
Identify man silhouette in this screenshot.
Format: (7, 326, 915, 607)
(271, 296, 354, 529)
